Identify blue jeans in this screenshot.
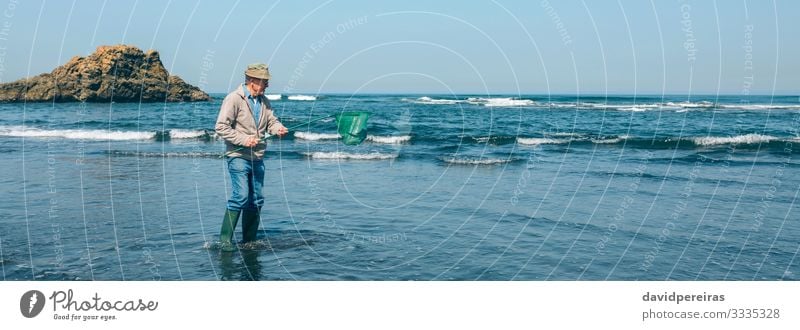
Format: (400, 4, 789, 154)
(225, 157, 265, 211)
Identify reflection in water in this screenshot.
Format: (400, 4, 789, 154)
(214, 231, 327, 280)
(218, 251, 237, 280)
(241, 250, 262, 280)
(218, 249, 263, 281)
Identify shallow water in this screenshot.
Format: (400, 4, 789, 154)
(0, 94, 798, 280)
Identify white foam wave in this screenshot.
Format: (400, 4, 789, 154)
(468, 97, 535, 107)
(592, 135, 630, 144)
(366, 135, 411, 144)
(541, 101, 800, 111)
(266, 94, 282, 101)
(718, 104, 800, 110)
(287, 95, 317, 101)
(110, 151, 219, 158)
(684, 101, 715, 108)
(517, 137, 571, 145)
(442, 157, 511, 165)
(664, 101, 715, 109)
(551, 132, 583, 137)
(465, 97, 481, 104)
(305, 152, 397, 160)
(547, 102, 578, 108)
(664, 101, 716, 108)
(412, 96, 461, 105)
(581, 103, 608, 108)
(294, 131, 340, 141)
(545, 102, 656, 110)
(169, 129, 207, 139)
(0, 126, 154, 140)
(693, 134, 779, 146)
(636, 103, 661, 108)
(585, 103, 661, 111)
(618, 107, 648, 112)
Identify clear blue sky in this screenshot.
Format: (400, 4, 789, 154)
(0, 0, 797, 95)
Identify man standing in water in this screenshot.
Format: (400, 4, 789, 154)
(215, 63, 288, 252)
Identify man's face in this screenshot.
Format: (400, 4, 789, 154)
(247, 78, 269, 96)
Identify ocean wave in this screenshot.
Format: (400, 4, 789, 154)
(304, 152, 397, 160)
(168, 129, 210, 139)
(513, 134, 795, 149)
(0, 126, 215, 141)
(513, 133, 794, 150)
(468, 97, 536, 107)
(591, 135, 630, 144)
(664, 101, 716, 108)
(366, 135, 411, 144)
(577, 102, 670, 111)
(484, 99, 536, 107)
(0, 126, 155, 140)
(294, 131, 340, 141)
(108, 150, 221, 158)
(517, 137, 572, 145)
(266, 94, 282, 101)
(411, 96, 461, 105)
(402, 97, 800, 111)
(551, 132, 583, 137)
(617, 106, 648, 112)
(543, 102, 642, 110)
(441, 156, 512, 165)
(718, 104, 800, 110)
(692, 134, 779, 146)
(407, 96, 536, 107)
(468, 135, 518, 145)
(287, 95, 317, 101)
(542, 101, 800, 111)
(546, 102, 578, 108)
(575, 102, 697, 110)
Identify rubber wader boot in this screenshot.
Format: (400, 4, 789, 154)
(241, 209, 261, 243)
(219, 209, 241, 252)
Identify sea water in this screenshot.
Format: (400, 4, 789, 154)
(0, 94, 798, 280)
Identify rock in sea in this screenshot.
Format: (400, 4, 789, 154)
(0, 44, 211, 102)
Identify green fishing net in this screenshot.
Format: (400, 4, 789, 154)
(335, 112, 370, 145)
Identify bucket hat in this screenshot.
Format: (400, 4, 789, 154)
(244, 63, 271, 80)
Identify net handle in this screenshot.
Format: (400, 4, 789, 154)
(264, 114, 335, 140)
(220, 114, 335, 158)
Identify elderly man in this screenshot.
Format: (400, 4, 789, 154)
(215, 63, 288, 252)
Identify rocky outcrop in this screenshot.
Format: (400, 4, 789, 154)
(0, 45, 210, 102)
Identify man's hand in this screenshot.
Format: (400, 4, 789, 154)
(244, 136, 260, 147)
(275, 126, 289, 137)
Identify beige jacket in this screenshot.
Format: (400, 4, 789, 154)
(215, 85, 285, 160)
